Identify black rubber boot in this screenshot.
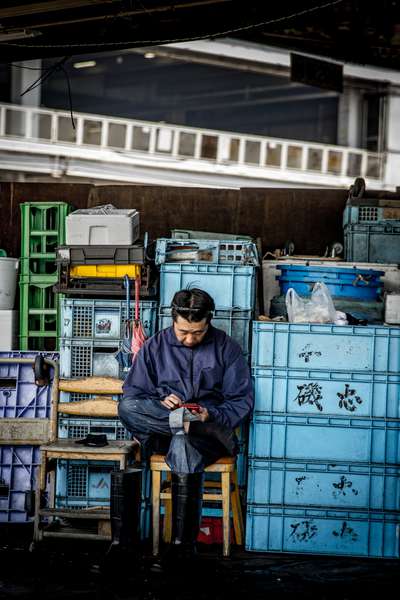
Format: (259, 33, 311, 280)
(170, 471, 204, 559)
(107, 467, 142, 556)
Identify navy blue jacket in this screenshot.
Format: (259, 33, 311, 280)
(122, 325, 254, 430)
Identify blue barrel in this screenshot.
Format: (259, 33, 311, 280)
(277, 265, 384, 300)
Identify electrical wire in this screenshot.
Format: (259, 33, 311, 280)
(19, 56, 76, 128)
(0, 0, 344, 49)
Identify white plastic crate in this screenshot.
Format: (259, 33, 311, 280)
(66, 206, 139, 245)
(262, 258, 400, 318)
(385, 293, 400, 324)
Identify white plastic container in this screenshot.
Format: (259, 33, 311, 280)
(66, 205, 140, 245)
(385, 293, 400, 324)
(0, 310, 18, 350)
(0, 257, 19, 309)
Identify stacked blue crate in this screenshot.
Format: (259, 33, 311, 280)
(246, 322, 400, 558)
(56, 298, 157, 538)
(59, 298, 157, 390)
(156, 238, 259, 492)
(0, 352, 57, 522)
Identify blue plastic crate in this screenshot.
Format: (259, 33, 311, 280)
(344, 223, 400, 264)
(249, 414, 400, 464)
(160, 263, 256, 310)
(61, 298, 157, 339)
(59, 338, 126, 403)
(251, 322, 400, 373)
(59, 338, 123, 380)
(252, 367, 400, 418)
(0, 352, 58, 419)
(277, 265, 384, 300)
(245, 505, 400, 558)
(58, 416, 129, 440)
(155, 238, 259, 266)
(158, 307, 252, 356)
(247, 459, 400, 511)
(0, 445, 40, 523)
(55, 461, 151, 539)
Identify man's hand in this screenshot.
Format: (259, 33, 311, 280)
(161, 394, 183, 410)
(194, 406, 209, 422)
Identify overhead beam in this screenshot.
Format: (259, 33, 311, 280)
(0, 1, 118, 20)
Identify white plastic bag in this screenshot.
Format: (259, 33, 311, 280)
(286, 282, 337, 324)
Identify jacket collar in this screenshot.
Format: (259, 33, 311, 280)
(165, 323, 216, 347)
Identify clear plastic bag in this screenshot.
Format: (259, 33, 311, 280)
(286, 282, 337, 324)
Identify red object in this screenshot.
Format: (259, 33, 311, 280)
(131, 276, 147, 357)
(197, 517, 234, 544)
(184, 403, 202, 413)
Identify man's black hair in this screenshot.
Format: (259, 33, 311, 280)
(171, 289, 215, 323)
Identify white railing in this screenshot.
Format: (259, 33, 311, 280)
(0, 102, 384, 181)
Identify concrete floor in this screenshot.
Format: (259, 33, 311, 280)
(0, 525, 399, 600)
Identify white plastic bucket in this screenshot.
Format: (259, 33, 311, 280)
(0, 257, 19, 309)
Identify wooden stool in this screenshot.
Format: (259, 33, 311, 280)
(150, 454, 244, 557)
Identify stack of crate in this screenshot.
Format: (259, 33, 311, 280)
(0, 352, 57, 523)
(246, 321, 400, 559)
(54, 207, 157, 537)
(19, 202, 70, 351)
(156, 237, 259, 492)
(343, 190, 400, 264)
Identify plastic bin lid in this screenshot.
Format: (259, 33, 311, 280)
(277, 265, 385, 276)
(69, 204, 138, 216)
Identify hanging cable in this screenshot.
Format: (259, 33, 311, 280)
(19, 56, 76, 129)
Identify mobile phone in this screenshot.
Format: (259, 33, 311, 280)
(184, 403, 202, 413)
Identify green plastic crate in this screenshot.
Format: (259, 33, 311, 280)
(20, 202, 70, 276)
(19, 278, 62, 350)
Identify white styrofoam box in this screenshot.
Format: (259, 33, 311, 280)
(0, 311, 18, 350)
(385, 293, 400, 324)
(262, 258, 400, 316)
(66, 206, 140, 245)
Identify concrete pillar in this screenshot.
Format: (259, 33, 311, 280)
(9, 60, 42, 138)
(383, 86, 400, 189)
(11, 59, 42, 107)
(337, 85, 362, 148)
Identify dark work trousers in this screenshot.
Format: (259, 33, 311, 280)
(119, 397, 238, 473)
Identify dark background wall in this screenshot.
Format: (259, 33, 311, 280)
(0, 182, 347, 259)
(40, 52, 339, 144)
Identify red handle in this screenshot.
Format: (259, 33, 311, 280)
(135, 276, 141, 321)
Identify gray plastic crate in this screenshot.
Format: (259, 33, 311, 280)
(171, 229, 253, 241)
(56, 245, 145, 265)
(344, 223, 400, 263)
(155, 239, 259, 266)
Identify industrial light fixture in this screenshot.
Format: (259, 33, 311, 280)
(0, 28, 39, 42)
(73, 60, 97, 69)
(144, 52, 156, 59)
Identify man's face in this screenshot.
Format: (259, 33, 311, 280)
(173, 315, 209, 347)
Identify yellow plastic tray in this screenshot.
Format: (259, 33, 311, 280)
(69, 264, 141, 279)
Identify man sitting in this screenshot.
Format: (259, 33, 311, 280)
(119, 288, 254, 557)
